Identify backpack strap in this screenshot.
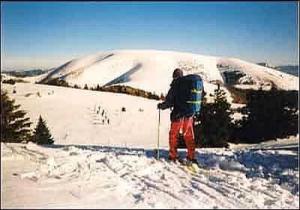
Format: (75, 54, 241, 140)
(191, 89, 202, 93)
(186, 100, 202, 104)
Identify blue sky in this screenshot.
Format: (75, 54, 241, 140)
(1, 2, 298, 70)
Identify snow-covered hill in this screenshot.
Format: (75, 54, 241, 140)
(1, 81, 298, 209)
(2, 83, 170, 147)
(39, 50, 299, 96)
(1, 50, 298, 208)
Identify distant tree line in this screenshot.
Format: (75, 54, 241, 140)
(38, 78, 164, 100)
(3, 69, 46, 78)
(90, 84, 162, 100)
(2, 78, 28, 85)
(39, 78, 70, 87)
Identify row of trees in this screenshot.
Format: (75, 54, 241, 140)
(231, 88, 298, 143)
(39, 78, 164, 100)
(1, 91, 54, 144)
(2, 78, 28, 85)
(89, 84, 162, 100)
(42, 78, 69, 87)
(179, 87, 298, 148)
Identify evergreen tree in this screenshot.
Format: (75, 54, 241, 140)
(1, 91, 32, 142)
(232, 88, 298, 142)
(198, 88, 233, 147)
(96, 84, 101, 91)
(178, 88, 232, 148)
(32, 116, 54, 145)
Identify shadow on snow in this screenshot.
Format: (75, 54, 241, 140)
(41, 143, 299, 195)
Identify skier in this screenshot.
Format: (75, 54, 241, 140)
(157, 68, 203, 165)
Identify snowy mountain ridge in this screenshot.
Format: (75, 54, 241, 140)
(39, 50, 299, 97)
(1, 50, 298, 209)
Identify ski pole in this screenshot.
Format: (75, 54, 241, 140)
(157, 109, 161, 159)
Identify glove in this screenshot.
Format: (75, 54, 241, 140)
(157, 103, 164, 109)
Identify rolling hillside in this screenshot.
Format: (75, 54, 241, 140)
(38, 50, 299, 99)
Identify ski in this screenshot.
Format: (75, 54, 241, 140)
(185, 163, 200, 174)
(177, 159, 212, 176)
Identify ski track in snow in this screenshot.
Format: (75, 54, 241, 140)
(1, 142, 298, 209)
(1, 72, 298, 208)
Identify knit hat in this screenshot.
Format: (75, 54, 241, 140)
(172, 68, 183, 79)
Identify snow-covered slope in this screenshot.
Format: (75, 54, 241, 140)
(217, 57, 299, 90)
(2, 140, 298, 209)
(39, 50, 299, 96)
(2, 83, 171, 147)
(1, 50, 299, 208)
(1, 82, 298, 209)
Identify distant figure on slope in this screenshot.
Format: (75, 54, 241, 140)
(157, 68, 204, 164)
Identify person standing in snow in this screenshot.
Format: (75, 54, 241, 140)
(157, 68, 203, 164)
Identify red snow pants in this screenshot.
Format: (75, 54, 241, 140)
(169, 117, 195, 160)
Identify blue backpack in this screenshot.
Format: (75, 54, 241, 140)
(175, 74, 203, 117)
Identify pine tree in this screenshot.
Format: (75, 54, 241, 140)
(1, 91, 32, 143)
(32, 116, 54, 145)
(96, 84, 101, 91)
(233, 88, 298, 142)
(199, 88, 233, 147)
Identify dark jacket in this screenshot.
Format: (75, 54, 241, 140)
(160, 76, 205, 121)
(159, 78, 189, 121)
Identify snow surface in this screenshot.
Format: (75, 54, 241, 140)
(38, 50, 299, 101)
(2, 83, 170, 147)
(1, 82, 299, 209)
(1, 141, 298, 209)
